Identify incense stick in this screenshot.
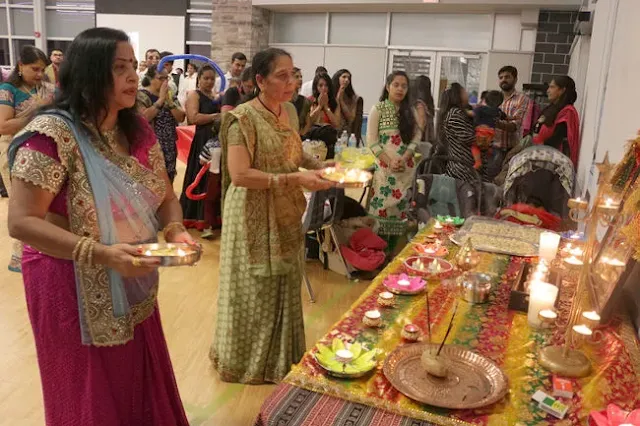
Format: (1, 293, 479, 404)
(426, 290, 432, 344)
(437, 302, 459, 356)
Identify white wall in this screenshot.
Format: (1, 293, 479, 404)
(574, 0, 640, 195)
(96, 14, 186, 69)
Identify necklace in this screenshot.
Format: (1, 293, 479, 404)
(257, 95, 281, 119)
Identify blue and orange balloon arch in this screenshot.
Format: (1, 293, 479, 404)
(157, 54, 227, 94)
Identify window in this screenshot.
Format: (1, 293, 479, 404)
(45, 9, 94, 38)
(188, 0, 211, 9)
(187, 12, 211, 43)
(390, 13, 492, 51)
(0, 8, 8, 36)
(0, 38, 10, 66)
(10, 8, 34, 36)
(46, 39, 71, 55)
(187, 44, 211, 58)
(329, 13, 386, 46)
(45, 0, 93, 6)
(272, 13, 326, 44)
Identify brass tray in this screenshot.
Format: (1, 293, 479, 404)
(134, 243, 202, 267)
(383, 343, 508, 409)
(320, 167, 372, 188)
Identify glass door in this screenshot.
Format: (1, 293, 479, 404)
(387, 49, 437, 88)
(434, 52, 483, 107)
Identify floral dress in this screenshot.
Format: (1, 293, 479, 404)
(367, 100, 420, 236)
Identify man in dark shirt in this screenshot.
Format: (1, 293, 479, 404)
(221, 66, 254, 112)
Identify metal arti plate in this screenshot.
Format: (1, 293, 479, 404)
(320, 167, 372, 188)
(450, 216, 543, 257)
(134, 243, 202, 267)
(383, 343, 508, 409)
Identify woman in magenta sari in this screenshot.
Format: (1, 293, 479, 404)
(7, 28, 192, 425)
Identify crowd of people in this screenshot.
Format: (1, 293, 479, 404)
(0, 27, 582, 425)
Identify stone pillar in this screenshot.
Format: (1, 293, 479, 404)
(211, 0, 270, 70)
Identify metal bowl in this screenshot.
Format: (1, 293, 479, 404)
(134, 243, 202, 267)
(460, 272, 494, 304)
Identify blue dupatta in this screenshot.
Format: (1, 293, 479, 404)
(9, 109, 163, 345)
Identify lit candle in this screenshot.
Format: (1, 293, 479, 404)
(582, 310, 601, 329)
(538, 309, 558, 322)
(564, 256, 584, 267)
(335, 349, 354, 363)
(598, 197, 620, 215)
(434, 220, 443, 233)
(605, 258, 626, 267)
(363, 310, 382, 327)
(536, 261, 549, 274)
(530, 270, 547, 283)
(572, 324, 593, 336)
(424, 246, 436, 254)
(539, 232, 561, 262)
(145, 250, 152, 256)
(528, 282, 559, 328)
(377, 291, 395, 307)
(445, 217, 454, 224)
(569, 247, 584, 257)
(568, 197, 588, 210)
(397, 279, 410, 287)
(177, 248, 186, 257)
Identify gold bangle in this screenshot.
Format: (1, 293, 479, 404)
(268, 173, 274, 188)
(273, 174, 280, 188)
(72, 237, 85, 262)
(163, 221, 187, 240)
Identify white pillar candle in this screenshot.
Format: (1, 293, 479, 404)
(528, 282, 559, 328)
(539, 232, 561, 262)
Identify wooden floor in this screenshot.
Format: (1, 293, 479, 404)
(0, 164, 370, 425)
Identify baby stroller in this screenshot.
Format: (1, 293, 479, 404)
(408, 155, 502, 225)
(497, 145, 575, 231)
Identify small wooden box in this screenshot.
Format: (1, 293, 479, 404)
(508, 262, 561, 313)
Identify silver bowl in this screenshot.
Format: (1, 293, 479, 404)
(134, 243, 202, 267)
(460, 272, 493, 304)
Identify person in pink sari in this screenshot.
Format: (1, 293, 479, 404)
(7, 28, 192, 425)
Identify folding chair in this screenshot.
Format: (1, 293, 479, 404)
(301, 188, 349, 302)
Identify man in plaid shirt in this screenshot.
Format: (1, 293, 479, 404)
(486, 65, 531, 180)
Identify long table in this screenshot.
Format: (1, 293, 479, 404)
(255, 226, 640, 426)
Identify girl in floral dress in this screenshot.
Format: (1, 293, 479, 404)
(367, 71, 421, 252)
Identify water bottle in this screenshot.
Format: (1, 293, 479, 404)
(335, 130, 348, 160)
(348, 133, 357, 148)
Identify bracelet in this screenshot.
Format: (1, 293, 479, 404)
(163, 221, 187, 240)
(72, 237, 96, 266)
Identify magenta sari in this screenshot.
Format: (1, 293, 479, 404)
(11, 114, 188, 426)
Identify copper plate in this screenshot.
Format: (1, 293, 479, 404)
(383, 343, 508, 409)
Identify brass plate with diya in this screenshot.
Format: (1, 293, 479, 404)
(383, 343, 508, 409)
(320, 167, 372, 188)
(134, 243, 202, 267)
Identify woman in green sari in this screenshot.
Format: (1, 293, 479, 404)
(211, 48, 333, 384)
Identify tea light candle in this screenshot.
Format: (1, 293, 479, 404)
(572, 324, 593, 336)
(363, 310, 382, 327)
(569, 247, 584, 257)
(564, 256, 584, 267)
(397, 278, 410, 287)
(604, 257, 625, 267)
(434, 220, 443, 233)
(582, 310, 601, 329)
(568, 197, 588, 210)
(598, 197, 620, 215)
(530, 270, 547, 283)
(401, 324, 421, 342)
(335, 349, 354, 363)
(445, 217, 454, 224)
(528, 282, 559, 328)
(538, 309, 558, 322)
(377, 291, 395, 307)
(539, 232, 561, 262)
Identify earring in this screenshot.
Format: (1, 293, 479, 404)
(18, 71, 22, 77)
